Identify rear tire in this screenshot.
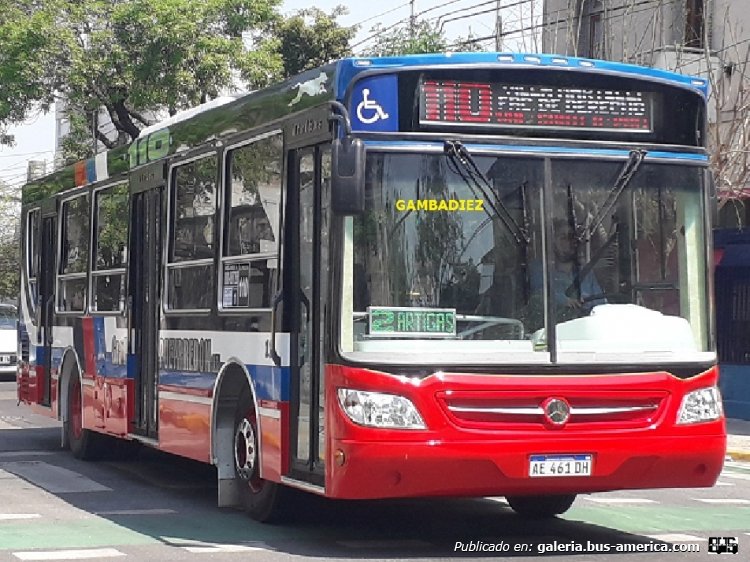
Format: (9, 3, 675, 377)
(66, 370, 106, 460)
(505, 494, 576, 517)
(234, 388, 287, 522)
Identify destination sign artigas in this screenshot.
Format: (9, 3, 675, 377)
(419, 79, 653, 133)
(369, 306, 456, 338)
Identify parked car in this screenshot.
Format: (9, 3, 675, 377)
(0, 304, 18, 377)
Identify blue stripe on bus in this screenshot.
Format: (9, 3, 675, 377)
(361, 141, 709, 162)
(157, 365, 290, 402)
(335, 53, 708, 99)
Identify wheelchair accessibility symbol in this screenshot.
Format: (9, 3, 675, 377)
(357, 89, 390, 124)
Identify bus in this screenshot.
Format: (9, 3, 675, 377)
(17, 52, 725, 521)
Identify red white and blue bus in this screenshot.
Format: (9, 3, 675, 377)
(17, 53, 725, 521)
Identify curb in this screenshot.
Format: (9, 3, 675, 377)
(726, 449, 750, 462)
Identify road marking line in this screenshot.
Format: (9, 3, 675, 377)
(714, 481, 735, 486)
(718, 472, 750, 481)
(183, 545, 265, 553)
(694, 498, 750, 504)
(13, 548, 126, 560)
(585, 498, 656, 504)
(486, 497, 509, 504)
(162, 537, 267, 552)
(0, 452, 55, 458)
(0, 420, 21, 430)
(0, 514, 41, 520)
(0, 461, 111, 493)
(647, 534, 707, 542)
(95, 509, 176, 516)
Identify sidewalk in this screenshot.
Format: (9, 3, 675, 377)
(726, 417, 750, 462)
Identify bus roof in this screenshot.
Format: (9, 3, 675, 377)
(22, 52, 708, 205)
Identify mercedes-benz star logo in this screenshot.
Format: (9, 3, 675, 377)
(543, 397, 571, 426)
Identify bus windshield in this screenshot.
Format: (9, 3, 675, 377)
(340, 150, 711, 365)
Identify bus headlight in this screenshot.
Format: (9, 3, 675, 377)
(677, 386, 723, 424)
(337, 388, 426, 430)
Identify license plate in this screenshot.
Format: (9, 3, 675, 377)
(529, 454, 593, 477)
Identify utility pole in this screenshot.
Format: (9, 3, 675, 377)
(91, 109, 98, 155)
(495, 0, 503, 51)
(410, 0, 415, 40)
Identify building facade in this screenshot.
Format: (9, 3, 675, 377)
(543, 0, 750, 419)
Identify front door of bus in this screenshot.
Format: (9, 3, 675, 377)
(289, 146, 330, 484)
(129, 186, 163, 438)
(37, 212, 56, 406)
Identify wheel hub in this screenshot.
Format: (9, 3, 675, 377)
(234, 417, 257, 481)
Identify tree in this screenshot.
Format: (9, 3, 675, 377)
(0, 0, 284, 155)
(275, 6, 356, 77)
(362, 19, 484, 57)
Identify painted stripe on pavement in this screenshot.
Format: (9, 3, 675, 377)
(694, 498, 750, 504)
(0, 462, 111, 493)
(486, 497, 508, 504)
(163, 537, 267, 552)
(0, 514, 41, 520)
(720, 471, 750, 481)
(646, 534, 707, 542)
(95, 508, 176, 516)
(0, 420, 21, 430)
(585, 498, 656, 504)
(714, 481, 735, 486)
(0, 452, 55, 458)
(183, 545, 265, 553)
(13, 548, 126, 560)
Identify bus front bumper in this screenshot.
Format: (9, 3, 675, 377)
(326, 431, 726, 499)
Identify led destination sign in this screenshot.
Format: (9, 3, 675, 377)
(368, 306, 456, 338)
(419, 79, 654, 133)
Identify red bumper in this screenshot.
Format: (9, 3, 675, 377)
(329, 431, 725, 499)
(325, 364, 726, 499)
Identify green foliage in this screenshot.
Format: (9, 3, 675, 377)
(0, 1, 62, 146)
(363, 19, 485, 57)
(275, 6, 355, 76)
(0, 0, 294, 159)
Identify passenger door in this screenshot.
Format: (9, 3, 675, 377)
(36, 207, 56, 407)
(128, 164, 165, 438)
(286, 144, 331, 485)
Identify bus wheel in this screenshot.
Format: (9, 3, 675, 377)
(66, 370, 104, 460)
(234, 392, 284, 522)
(505, 494, 576, 517)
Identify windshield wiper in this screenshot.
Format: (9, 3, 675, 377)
(579, 149, 646, 243)
(443, 140, 529, 245)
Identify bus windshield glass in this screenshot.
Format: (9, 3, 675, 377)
(339, 150, 711, 364)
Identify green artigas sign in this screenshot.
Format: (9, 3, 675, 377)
(368, 307, 456, 338)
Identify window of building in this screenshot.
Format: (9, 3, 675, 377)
(685, 0, 705, 49)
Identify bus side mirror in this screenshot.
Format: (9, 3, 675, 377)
(331, 137, 365, 215)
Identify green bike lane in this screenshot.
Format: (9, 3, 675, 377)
(2, 463, 750, 555)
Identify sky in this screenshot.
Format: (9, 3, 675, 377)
(0, 1, 541, 190)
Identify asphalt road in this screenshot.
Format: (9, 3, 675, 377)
(0, 380, 748, 562)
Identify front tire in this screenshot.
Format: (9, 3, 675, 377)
(66, 370, 105, 460)
(506, 494, 576, 517)
(234, 389, 286, 522)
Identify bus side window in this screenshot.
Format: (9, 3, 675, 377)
(26, 209, 40, 316)
(58, 194, 90, 313)
(166, 154, 218, 311)
(220, 131, 282, 316)
(92, 183, 128, 313)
